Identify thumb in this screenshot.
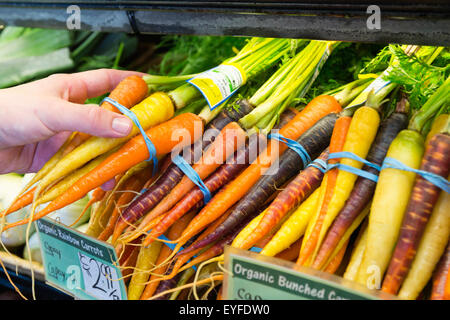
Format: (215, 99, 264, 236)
(44, 100, 133, 138)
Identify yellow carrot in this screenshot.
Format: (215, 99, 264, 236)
(356, 130, 425, 289)
(35, 92, 174, 197)
(261, 188, 321, 257)
(309, 106, 380, 263)
(127, 241, 163, 300)
(343, 224, 368, 282)
(231, 209, 267, 249)
(35, 150, 114, 206)
(425, 114, 449, 146)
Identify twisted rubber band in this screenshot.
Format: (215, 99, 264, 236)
(307, 158, 328, 174)
(381, 157, 450, 193)
(268, 133, 311, 168)
(172, 155, 212, 204)
(101, 97, 158, 175)
(326, 151, 380, 183)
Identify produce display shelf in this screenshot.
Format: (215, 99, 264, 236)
(0, 1, 449, 46)
(0, 1, 448, 302)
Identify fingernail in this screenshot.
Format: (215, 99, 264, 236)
(112, 117, 132, 135)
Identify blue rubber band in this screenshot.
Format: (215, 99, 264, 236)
(101, 97, 158, 175)
(268, 133, 311, 168)
(381, 157, 450, 193)
(326, 151, 380, 183)
(249, 247, 262, 253)
(172, 154, 212, 204)
(157, 234, 197, 271)
(307, 158, 328, 174)
(327, 163, 379, 183)
(328, 151, 381, 171)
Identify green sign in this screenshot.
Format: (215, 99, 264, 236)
(223, 247, 397, 300)
(35, 217, 127, 300)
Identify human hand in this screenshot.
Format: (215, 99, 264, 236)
(0, 69, 145, 186)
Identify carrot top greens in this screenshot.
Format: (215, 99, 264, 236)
(148, 35, 249, 76)
(383, 45, 449, 112)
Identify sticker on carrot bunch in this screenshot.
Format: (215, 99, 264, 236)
(188, 63, 247, 110)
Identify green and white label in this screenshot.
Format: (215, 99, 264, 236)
(362, 68, 392, 94)
(223, 247, 395, 300)
(35, 218, 127, 300)
(188, 63, 246, 110)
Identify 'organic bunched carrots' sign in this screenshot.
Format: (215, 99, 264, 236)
(222, 247, 397, 300)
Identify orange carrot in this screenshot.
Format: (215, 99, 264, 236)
(69, 187, 106, 228)
(0, 186, 36, 217)
(100, 75, 149, 114)
(140, 121, 247, 224)
(274, 237, 303, 262)
(2, 113, 204, 230)
(444, 266, 450, 300)
(169, 95, 342, 255)
(323, 239, 349, 274)
(68, 187, 107, 229)
(121, 244, 141, 284)
(297, 116, 351, 266)
(431, 241, 450, 300)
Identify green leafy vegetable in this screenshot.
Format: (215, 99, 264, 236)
(383, 45, 450, 111)
(148, 35, 249, 76)
(301, 42, 384, 103)
(0, 28, 72, 62)
(0, 48, 74, 88)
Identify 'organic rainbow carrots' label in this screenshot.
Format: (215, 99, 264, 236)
(188, 63, 247, 110)
(35, 217, 127, 300)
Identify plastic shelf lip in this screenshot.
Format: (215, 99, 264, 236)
(0, 4, 449, 45)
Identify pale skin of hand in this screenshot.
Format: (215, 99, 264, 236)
(0, 68, 146, 190)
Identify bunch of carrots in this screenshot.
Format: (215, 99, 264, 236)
(1, 38, 449, 301)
